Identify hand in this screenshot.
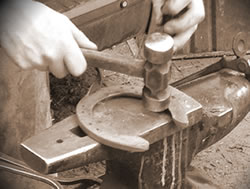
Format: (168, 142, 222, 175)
(152, 0, 205, 51)
(0, 0, 97, 78)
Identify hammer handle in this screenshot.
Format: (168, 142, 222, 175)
(81, 49, 145, 78)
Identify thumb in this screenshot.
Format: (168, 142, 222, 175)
(63, 38, 88, 77)
(152, 0, 165, 25)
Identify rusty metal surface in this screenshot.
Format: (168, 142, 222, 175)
(65, 0, 151, 50)
(103, 69, 250, 189)
(179, 69, 250, 152)
(82, 46, 250, 88)
(76, 85, 151, 152)
(0, 159, 63, 189)
(171, 55, 250, 87)
(168, 87, 202, 128)
(40, 0, 152, 50)
(21, 69, 250, 178)
(142, 33, 174, 112)
(76, 85, 202, 152)
(39, 0, 88, 13)
(40, 0, 250, 54)
(83, 38, 250, 82)
(0, 152, 102, 188)
(143, 33, 173, 65)
(232, 32, 248, 57)
(179, 0, 250, 54)
(211, 0, 250, 51)
(21, 115, 108, 173)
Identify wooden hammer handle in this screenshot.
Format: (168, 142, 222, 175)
(81, 49, 145, 78)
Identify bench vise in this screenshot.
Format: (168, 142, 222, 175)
(20, 32, 250, 188)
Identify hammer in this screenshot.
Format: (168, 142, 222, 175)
(82, 32, 174, 113)
(143, 32, 174, 112)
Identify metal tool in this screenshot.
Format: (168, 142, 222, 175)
(76, 85, 202, 152)
(21, 69, 250, 189)
(16, 0, 250, 185)
(171, 32, 250, 87)
(21, 32, 203, 154)
(81, 32, 250, 130)
(77, 31, 203, 152)
(82, 32, 200, 128)
(82, 31, 250, 85)
(81, 48, 145, 78)
(142, 32, 173, 112)
(0, 152, 102, 189)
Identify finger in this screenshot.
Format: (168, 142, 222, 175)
(33, 63, 48, 71)
(49, 59, 68, 78)
(152, 0, 165, 25)
(16, 59, 33, 70)
(163, 0, 205, 35)
(162, 0, 191, 15)
(8, 53, 33, 70)
(172, 25, 197, 52)
(26, 50, 49, 71)
(69, 20, 97, 50)
(36, 55, 52, 71)
(1, 35, 33, 70)
(63, 39, 87, 77)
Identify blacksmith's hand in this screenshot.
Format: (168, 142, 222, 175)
(0, 0, 97, 78)
(152, 0, 205, 51)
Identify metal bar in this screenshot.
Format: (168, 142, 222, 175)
(170, 58, 224, 87)
(21, 115, 109, 174)
(0, 161, 62, 189)
(173, 50, 250, 60)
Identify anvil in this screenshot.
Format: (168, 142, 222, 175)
(14, 0, 250, 188)
(20, 44, 250, 189)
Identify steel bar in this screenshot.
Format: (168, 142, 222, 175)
(21, 115, 109, 174)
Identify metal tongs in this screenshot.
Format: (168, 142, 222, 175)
(171, 32, 250, 87)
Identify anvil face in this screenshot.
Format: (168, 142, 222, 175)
(21, 69, 250, 179)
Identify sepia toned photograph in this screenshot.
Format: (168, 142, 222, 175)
(0, 0, 249, 188)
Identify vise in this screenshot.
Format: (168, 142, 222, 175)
(19, 32, 250, 189)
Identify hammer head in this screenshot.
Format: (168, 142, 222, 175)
(144, 32, 174, 64)
(143, 32, 174, 112)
